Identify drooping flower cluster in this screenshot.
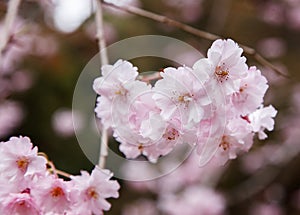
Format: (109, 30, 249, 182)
(93, 39, 277, 165)
(0, 136, 120, 215)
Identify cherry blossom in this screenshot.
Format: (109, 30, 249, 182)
(153, 66, 210, 127)
(1, 193, 40, 215)
(231, 66, 268, 116)
(32, 176, 73, 214)
(249, 105, 277, 140)
(213, 117, 254, 165)
(203, 38, 248, 95)
(70, 167, 120, 215)
(0, 136, 47, 181)
(0, 136, 120, 215)
(93, 39, 277, 165)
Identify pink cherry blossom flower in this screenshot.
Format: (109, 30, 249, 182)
(1, 193, 40, 215)
(202, 39, 248, 95)
(70, 167, 120, 215)
(32, 176, 73, 214)
(93, 60, 149, 128)
(92, 38, 277, 165)
(212, 117, 254, 165)
(249, 105, 277, 140)
(93, 59, 138, 99)
(0, 136, 47, 181)
(117, 88, 195, 162)
(231, 66, 268, 115)
(153, 66, 210, 128)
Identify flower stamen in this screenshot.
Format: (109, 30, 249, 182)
(16, 156, 29, 172)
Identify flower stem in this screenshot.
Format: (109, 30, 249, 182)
(95, 0, 109, 169)
(0, 0, 22, 67)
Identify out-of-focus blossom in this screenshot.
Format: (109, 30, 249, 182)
(0, 101, 24, 139)
(259, 0, 300, 30)
(257, 38, 287, 59)
(160, 185, 225, 215)
(51, 0, 94, 33)
(292, 84, 300, 111)
(260, 2, 284, 26)
(164, 0, 203, 23)
(264, 184, 285, 203)
(0, 19, 34, 74)
(52, 108, 84, 137)
(84, 21, 118, 44)
(31, 35, 58, 57)
(122, 199, 158, 215)
(287, 6, 300, 30)
(250, 203, 284, 215)
(292, 189, 300, 211)
(124, 150, 224, 194)
(10, 70, 34, 92)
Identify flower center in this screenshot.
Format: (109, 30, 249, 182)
(16, 156, 29, 172)
(18, 200, 26, 206)
(163, 128, 179, 141)
(219, 136, 230, 151)
(50, 186, 65, 198)
(114, 85, 128, 96)
(86, 187, 98, 200)
(178, 94, 192, 103)
(215, 65, 229, 82)
(138, 144, 144, 151)
(239, 84, 248, 93)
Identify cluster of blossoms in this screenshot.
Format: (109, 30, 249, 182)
(93, 38, 277, 165)
(0, 136, 120, 215)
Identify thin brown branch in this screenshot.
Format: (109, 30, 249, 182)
(138, 72, 161, 83)
(46, 161, 57, 177)
(39, 152, 72, 178)
(95, 0, 109, 169)
(101, 1, 289, 79)
(47, 161, 72, 178)
(56, 169, 72, 178)
(0, 0, 21, 66)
